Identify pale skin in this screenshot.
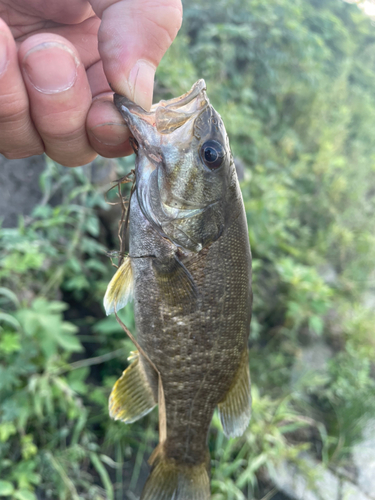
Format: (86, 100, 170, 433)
(0, 0, 182, 166)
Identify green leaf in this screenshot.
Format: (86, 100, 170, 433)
(67, 367, 89, 394)
(85, 259, 108, 274)
(13, 490, 37, 500)
(44, 301, 68, 314)
(21, 435, 38, 460)
(309, 315, 324, 336)
(57, 333, 82, 352)
(31, 205, 52, 219)
(0, 481, 14, 496)
(93, 316, 121, 335)
(0, 332, 21, 354)
(85, 216, 100, 237)
(63, 275, 89, 291)
(0, 422, 17, 442)
(0, 287, 19, 307)
(90, 452, 114, 500)
(0, 313, 20, 331)
(69, 184, 91, 200)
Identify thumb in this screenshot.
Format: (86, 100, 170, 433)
(89, 0, 182, 111)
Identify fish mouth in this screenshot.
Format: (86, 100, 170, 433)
(152, 79, 207, 112)
(114, 80, 209, 135)
(154, 80, 209, 134)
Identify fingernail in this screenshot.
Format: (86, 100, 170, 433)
(91, 123, 130, 146)
(23, 42, 79, 94)
(125, 59, 156, 111)
(0, 32, 9, 76)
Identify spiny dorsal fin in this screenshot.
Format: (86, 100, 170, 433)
(104, 256, 133, 316)
(109, 351, 156, 423)
(218, 349, 252, 438)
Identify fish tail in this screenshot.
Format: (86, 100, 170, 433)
(141, 444, 210, 500)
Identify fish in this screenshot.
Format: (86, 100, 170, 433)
(104, 79, 252, 500)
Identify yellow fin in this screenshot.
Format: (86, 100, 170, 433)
(109, 351, 156, 423)
(141, 445, 210, 500)
(218, 349, 252, 438)
(103, 257, 133, 316)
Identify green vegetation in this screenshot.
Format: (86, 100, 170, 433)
(1, 0, 375, 498)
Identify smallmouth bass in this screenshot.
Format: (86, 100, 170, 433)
(104, 80, 252, 500)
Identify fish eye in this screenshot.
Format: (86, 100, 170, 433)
(200, 140, 225, 171)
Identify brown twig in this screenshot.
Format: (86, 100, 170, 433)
(105, 170, 136, 268)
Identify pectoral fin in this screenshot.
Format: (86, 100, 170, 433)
(104, 257, 133, 316)
(109, 351, 156, 423)
(218, 349, 252, 438)
(152, 256, 198, 308)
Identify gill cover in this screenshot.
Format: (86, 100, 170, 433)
(114, 80, 233, 252)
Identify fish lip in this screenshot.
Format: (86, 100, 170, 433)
(113, 94, 155, 127)
(114, 79, 208, 120)
(152, 79, 207, 111)
(113, 80, 207, 116)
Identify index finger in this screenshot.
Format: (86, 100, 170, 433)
(89, 0, 182, 110)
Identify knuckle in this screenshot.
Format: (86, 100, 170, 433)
(0, 95, 29, 124)
(46, 142, 97, 167)
(35, 110, 88, 141)
(42, 123, 87, 144)
(143, 0, 182, 46)
(0, 129, 44, 159)
(0, 120, 44, 158)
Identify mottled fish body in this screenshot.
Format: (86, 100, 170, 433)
(104, 80, 252, 500)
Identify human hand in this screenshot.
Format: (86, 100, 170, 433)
(0, 0, 182, 166)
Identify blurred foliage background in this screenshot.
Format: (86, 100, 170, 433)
(1, 0, 375, 499)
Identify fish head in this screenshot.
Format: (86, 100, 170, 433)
(114, 80, 239, 252)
